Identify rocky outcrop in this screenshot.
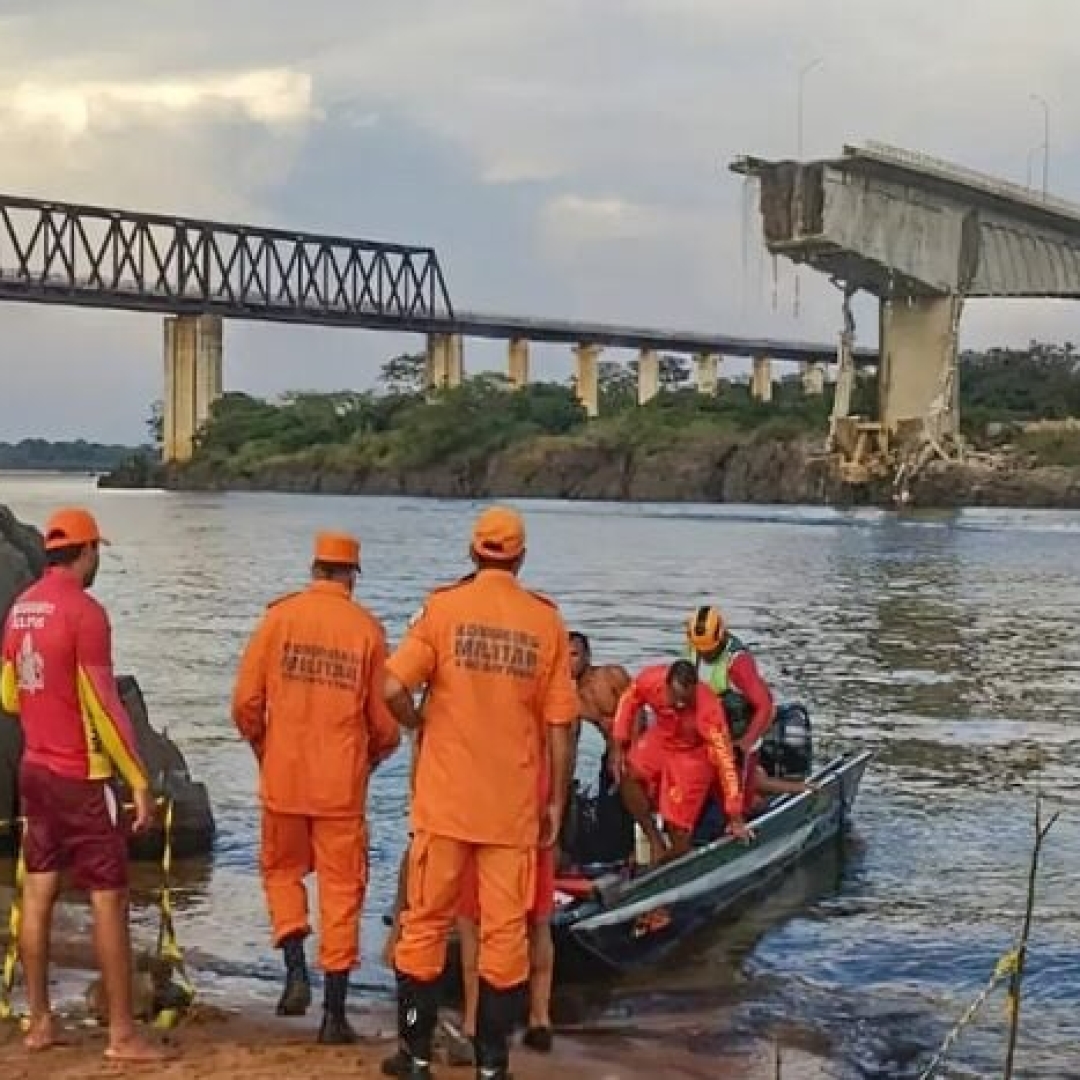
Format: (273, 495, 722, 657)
(0, 504, 41, 825)
(0, 503, 43, 626)
(909, 458, 1080, 508)
(0, 504, 213, 856)
(98, 435, 1080, 509)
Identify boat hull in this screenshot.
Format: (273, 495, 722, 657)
(551, 750, 871, 981)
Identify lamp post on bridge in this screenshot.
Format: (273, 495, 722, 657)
(1030, 92, 1049, 197)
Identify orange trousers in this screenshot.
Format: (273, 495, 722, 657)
(394, 830, 535, 990)
(260, 810, 368, 973)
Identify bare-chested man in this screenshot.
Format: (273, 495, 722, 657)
(569, 631, 631, 765)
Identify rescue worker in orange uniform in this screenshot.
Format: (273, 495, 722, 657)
(611, 660, 751, 865)
(382, 506, 578, 1080)
(232, 531, 400, 1044)
(1, 508, 166, 1063)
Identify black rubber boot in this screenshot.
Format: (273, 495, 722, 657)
(317, 970, 357, 1044)
(380, 973, 438, 1079)
(276, 934, 312, 1017)
(473, 979, 527, 1080)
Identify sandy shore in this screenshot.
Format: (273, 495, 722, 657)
(0, 1002, 839, 1079)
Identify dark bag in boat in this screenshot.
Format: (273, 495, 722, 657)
(561, 755, 634, 867)
(760, 702, 813, 780)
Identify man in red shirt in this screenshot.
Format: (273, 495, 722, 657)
(0, 508, 164, 1063)
(611, 660, 751, 865)
(685, 605, 776, 815)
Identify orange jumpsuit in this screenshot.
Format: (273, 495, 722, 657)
(232, 580, 399, 974)
(389, 569, 578, 990)
(613, 665, 743, 833)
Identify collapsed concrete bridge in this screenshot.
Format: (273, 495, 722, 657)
(731, 141, 1080, 488)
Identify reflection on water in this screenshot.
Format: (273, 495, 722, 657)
(2, 476, 1080, 1077)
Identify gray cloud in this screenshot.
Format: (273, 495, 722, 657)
(0, 0, 1078, 439)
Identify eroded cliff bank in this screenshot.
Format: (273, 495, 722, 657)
(101, 434, 1080, 510)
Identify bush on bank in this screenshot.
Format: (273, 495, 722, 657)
(126, 342, 1080, 481)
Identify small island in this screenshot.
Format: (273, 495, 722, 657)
(99, 344, 1080, 508)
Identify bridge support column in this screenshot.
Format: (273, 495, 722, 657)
(508, 337, 529, 389)
(426, 332, 464, 389)
(163, 314, 222, 464)
(638, 349, 660, 404)
(573, 343, 601, 418)
(694, 352, 720, 395)
(751, 356, 773, 403)
(800, 361, 825, 396)
(879, 296, 960, 438)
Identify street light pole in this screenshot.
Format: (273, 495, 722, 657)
(797, 57, 824, 158)
(1030, 93, 1049, 197)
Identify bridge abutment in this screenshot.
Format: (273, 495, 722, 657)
(574, 343, 601, 417)
(425, 332, 464, 390)
(162, 314, 222, 464)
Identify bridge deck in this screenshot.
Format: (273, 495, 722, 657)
(0, 190, 876, 364)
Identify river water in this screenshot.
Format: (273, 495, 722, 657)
(1, 473, 1078, 1079)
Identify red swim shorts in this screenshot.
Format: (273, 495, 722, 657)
(19, 763, 129, 892)
(628, 726, 715, 834)
(457, 842, 555, 924)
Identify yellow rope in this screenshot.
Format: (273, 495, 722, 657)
(918, 948, 1020, 1079)
(0, 820, 25, 1024)
(0, 797, 195, 1028)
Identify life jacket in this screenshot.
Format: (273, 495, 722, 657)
(688, 634, 752, 740)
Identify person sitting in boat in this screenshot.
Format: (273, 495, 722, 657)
(611, 660, 752, 866)
(686, 607, 816, 841)
(685, 605, 775, 758)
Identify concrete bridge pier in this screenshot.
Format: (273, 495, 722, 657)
(162, 314, 222, 463)
(751, 356, 773, 402)
(695, 352, 720, 395)
(800, 361, 826, 396)
(574, 343, 601, 417)
(508, 337, 529, 389)
(426, 332, 464, 389)
(879, 296, 960, 438)
(638, 349, 660, 404)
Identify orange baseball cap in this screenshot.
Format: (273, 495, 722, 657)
(471, 506, 526, 561)
(313, 531, 360, 569)
(43, 508, 109, 551)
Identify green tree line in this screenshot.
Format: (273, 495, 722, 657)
(129, 341, 1080, 478)
(0, 438, 140, 471)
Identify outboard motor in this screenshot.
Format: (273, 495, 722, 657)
(760, 702, 813, 780)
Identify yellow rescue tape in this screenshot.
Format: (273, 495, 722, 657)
(0, 819, 25, 1024)
(0, 797, 195, 1028)
(152, 798, 196, 1029)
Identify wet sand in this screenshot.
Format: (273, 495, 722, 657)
(0, 1002, 838, 1079)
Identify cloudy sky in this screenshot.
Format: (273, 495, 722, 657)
(1, 0, 1078, 441)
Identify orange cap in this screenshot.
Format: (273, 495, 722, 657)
(471, 506, 526, 561)
(313, 531, 360, 569)
(43, 508, 109, 551)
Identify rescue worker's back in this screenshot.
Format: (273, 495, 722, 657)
(232, 530, 399, 1046)
(234, 576, 398, 818)
(399, 568, 571, 849)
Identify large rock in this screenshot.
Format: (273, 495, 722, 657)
(0, 504, 214, 856)
(0, 503, 44, 625)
